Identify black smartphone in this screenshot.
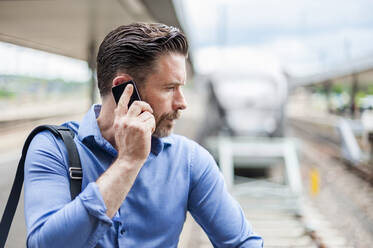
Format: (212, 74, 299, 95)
(112, 80, 141, 107)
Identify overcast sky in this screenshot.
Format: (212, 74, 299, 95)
(178, 0, 373, 76)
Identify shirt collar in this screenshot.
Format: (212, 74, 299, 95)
(160, 135, 173, 146)
(78, 104, 173, 156)
(77, 105, 117, 156)
(77, 104, 103, 143)
(151, 135, 173, 155)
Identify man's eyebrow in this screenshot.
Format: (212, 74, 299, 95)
(163, 81, 185, 86)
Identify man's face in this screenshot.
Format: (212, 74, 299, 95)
(140, 53, 187, 138)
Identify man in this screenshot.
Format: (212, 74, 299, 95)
(24, 23, 263, 247)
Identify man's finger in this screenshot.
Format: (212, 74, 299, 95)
(144, 116, 156, 133)
(138, 111, 154, 122)
(117, 84, 134, 113)
(127, 101, 153, 117)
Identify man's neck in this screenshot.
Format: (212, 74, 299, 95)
(96, 100, 117, 149)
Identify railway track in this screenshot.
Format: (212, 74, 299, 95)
(289, 118, 373, 186)
(289, 117, 373, 247)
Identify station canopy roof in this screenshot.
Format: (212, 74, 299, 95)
(289, 56, 373, 88)
(0, 0, 182, 62)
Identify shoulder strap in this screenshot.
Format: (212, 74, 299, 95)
(0, 125, 82, 248)
(55, 126, 83, 200)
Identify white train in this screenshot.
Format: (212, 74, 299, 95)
(196, 47, 288, 139)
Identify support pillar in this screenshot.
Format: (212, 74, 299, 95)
(87, 0, 98, 107)
(323, 80, 332, 113)
(369, 132, 373, 165)
(350, 73, 359, 118)
(219, 137, 234, 191)
(87, 40, 96, 106)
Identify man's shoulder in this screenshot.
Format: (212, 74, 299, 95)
(169, 135, 220, 186)
(166, 134, 214, 162)
(63, 121, 80, 135)
(164, 134, 200, 150)
(25, 122, 81, 173)
(28, 121, 80, 153)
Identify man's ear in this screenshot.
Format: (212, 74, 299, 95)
(112, 74, 133, 87)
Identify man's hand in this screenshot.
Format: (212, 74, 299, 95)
(96, 84, 155, 218)
(113, 84, 155, 166)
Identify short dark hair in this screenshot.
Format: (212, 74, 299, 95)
(96, 22, 189, 96)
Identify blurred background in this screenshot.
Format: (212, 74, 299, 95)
(1, 0, 373, 247)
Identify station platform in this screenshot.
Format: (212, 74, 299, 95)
(0, 89, 366, 247)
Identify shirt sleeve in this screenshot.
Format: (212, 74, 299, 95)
(24, 131, 112, 248)
(187, 143, 263, 248)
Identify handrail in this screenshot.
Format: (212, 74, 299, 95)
(209, 136, 302, 196)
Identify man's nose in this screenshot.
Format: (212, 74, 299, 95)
(173, 88, 187, 111)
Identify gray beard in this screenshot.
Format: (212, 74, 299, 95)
(152, 110, 180, 138)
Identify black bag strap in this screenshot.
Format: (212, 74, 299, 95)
(56, 126, 83, 199)
(0, 125, 82, 248)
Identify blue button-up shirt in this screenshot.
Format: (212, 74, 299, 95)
(24, 105, 263, 248)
